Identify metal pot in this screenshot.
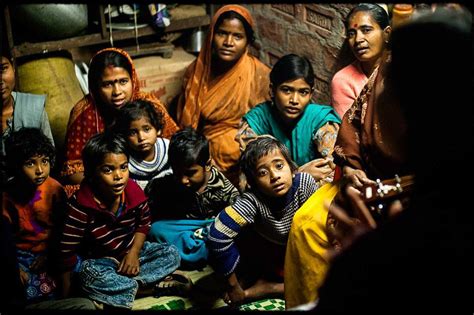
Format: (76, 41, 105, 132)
(10, 4, 89, 42)
(184, 27, 207, 54)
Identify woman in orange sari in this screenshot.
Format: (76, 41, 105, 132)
(176, 4, 271, 186)
(61, 47, 179, 197)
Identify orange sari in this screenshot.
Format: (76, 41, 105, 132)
(61, 47, 178, 197)
(176, 5, 271, 185)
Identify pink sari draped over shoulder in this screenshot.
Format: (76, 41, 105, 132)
(176, 5, 271, 185)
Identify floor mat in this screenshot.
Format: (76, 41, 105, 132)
(239, 299, 286, 311)
(132, 265, 285, 311)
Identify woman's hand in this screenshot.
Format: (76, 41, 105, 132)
(342, 166, 375, 189)
(299, 158, 334, 181)
(118, 251, 140, 277)
(326, 185, 404, 253)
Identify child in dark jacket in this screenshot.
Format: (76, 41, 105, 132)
(146, 127, 239, 269)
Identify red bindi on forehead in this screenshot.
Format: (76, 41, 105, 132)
(352, 23, 358, 28)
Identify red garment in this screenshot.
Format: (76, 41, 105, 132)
(60, 179, 150, 270)
(2, 176, 66, 253)
(61, 47, 179, 197)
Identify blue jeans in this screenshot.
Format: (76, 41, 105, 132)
(79, 241, 180, 309)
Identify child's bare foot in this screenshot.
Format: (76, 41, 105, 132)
(244, 278, 284, 301)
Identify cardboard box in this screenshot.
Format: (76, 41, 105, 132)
(133, 47, 196, 108)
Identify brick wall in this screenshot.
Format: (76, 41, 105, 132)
(243, 4, 354, 105)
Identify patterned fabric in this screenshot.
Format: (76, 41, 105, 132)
(147, 165, 239, 220)
(61, 47, 179, 197)
(129, 138, 172, 190)
(330, 61, 368, 118)
(333, 58, 411, 180)
(240, 101, 341, 167)
(175, 5, 271, 186)
(60, 179, 151, 271)
(208, 172, 317, 276)
(17, 249, 57, 302)
(78, 242, 180, 309)
(2, 176, 66, 253)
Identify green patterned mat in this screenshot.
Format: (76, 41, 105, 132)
(133, 265, 285, 311)
(238, 299, 285, 311)
(148, 298, 285, 311)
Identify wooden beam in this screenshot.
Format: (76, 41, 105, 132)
(10, 14, 210, 58)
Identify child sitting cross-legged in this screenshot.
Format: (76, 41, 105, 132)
(2, 127, 66, 304)
(114, 99, 173, 191)
(146, 127, 240, 270)
(207, 136, 318, 306)
(58, 132, 191, 309)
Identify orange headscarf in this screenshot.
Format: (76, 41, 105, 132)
(176, 4, 270, 185)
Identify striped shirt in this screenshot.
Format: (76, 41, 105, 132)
(208, 172, 317, 276)
(129, 138, 172, 190)
(60, 179, 150, 271)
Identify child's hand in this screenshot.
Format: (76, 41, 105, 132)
(19, 268, 29, 286)
(118, 251, 140, 276)
(30, 255, 47, 272)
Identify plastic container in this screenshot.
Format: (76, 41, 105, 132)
(392, 4, 414, 28)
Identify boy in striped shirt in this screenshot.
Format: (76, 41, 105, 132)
(208, 136, 318, 306)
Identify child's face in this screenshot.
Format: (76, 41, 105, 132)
(93, 153, 129, 200)
(127, 116, 160, 160)
(173, 163, 209, 193)
(253, 149, 293, 198)
(98, 66, 133, 109)
(273, 78, 312, 126)
(21, 154, 51, 187)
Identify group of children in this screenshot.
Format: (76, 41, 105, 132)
(3, 3, 471, 312)
(3, 92, 318, 309)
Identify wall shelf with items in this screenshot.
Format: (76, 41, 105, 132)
(3, 4, 210, 60)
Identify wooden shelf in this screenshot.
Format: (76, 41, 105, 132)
(5, 6, 210, 59)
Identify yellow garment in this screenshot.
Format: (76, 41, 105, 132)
(284, 182, 339, 309)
